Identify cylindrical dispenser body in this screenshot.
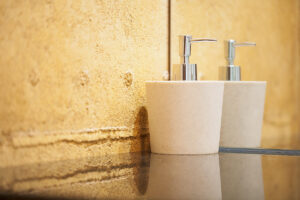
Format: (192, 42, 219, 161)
(146, 81, 224, 154)
(220, 81, 266, 147)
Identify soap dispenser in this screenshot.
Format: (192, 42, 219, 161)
(172, 35, 217, 80)
(146, 35, 224, 155)
(219, 39, 266, 148)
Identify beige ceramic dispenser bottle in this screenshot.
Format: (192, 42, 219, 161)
(146, 35, 224, 154)
(219, 40, 266, 148)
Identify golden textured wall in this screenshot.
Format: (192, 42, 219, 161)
(297, 0, 300, 147)
(0, 0, 299, 167)
(0, 0, 168, 167)
(171, 0, 300, 149)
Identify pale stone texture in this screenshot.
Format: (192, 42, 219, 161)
(220, 82, 266, 148)
(171, 0, 300, 149)
(146, 81, 224, 154)
(0, 0, 167, 167)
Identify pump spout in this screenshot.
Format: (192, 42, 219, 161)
(173, 35, 217, 81)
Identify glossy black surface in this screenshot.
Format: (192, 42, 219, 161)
(0, 150, 299, 200)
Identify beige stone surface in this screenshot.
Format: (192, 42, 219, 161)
(0, 0, 167, 167)
(146, 81, 224, 154)
(220, 81, 266, 148)
(171, 0, 300, 149)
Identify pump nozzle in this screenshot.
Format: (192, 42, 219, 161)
(227, 40, 256, 66)
(220, 39, 256, 81)
(173, 35, 217, 81)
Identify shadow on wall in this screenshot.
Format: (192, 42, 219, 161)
(131, 107, 151, 196)
(131, 106, 151, 153)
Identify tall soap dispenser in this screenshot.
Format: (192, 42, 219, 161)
(146, 35, 224, 155)
(219, 40, 266, 148)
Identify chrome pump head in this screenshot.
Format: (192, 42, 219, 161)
(220, 39, 256, 81)
(172, 35, 217, 81)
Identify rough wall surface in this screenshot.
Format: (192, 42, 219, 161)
(171, 0, 300, 149)
(297, 0, 300, 146)
(0, 0, 168, 167)
(0, 0, 299, 167)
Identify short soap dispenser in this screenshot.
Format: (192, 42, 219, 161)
(219, 39, 266, 148)
(146, 35, 224, 155)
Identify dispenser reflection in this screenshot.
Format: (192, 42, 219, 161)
(220, 153, 264, 200)
(143, 153, 265, 200)
(146, 154, 221, 199)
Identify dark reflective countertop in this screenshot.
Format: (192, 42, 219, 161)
(0, 149, 299, 200)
